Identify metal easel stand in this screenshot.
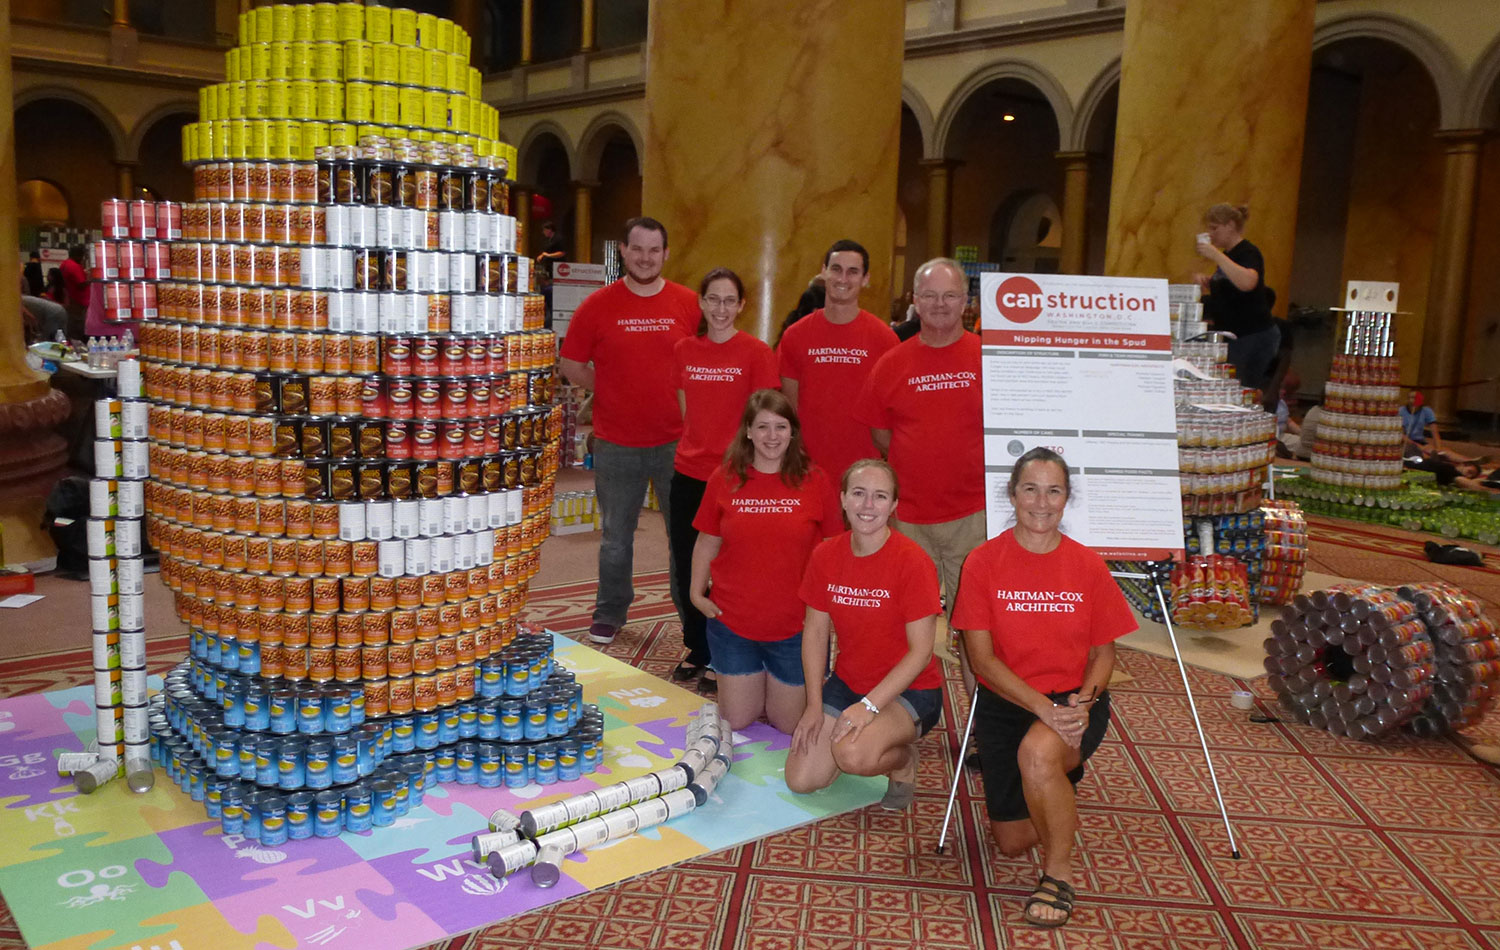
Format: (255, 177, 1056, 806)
(935, 568, 1242, 860)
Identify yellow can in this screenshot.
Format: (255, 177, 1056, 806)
(315, 81, 343, 121)
(244, 80, 267, 118)
(445, 53, 466, 93)
(249, 42, 270, 79)
(199, 84, 217, 122)
(237, 11, 253, 46)
(468, 66, 481, 100)
(344, 39, 372, 81)
(247, 119, 269, 159)
(267, 119, 291, 161)
(447, 94, 468, 133)
(423, 90, 447, 130)
(304, 121, 330, 154)
(224, 81, 247, 119)
(423, 49, 446, 90)
(356, 123, 385, 142)
(228, 118, 248, 160)
(292, 3, 314, 41)
(194, 121, 211, 162)
(328, 122, 356, 147)
(253, 6, 273, 45)
(411, 127, 430, 142)
(364, 5, 391, 44)
(312, 2, 338, 41)
(268, 41, 290, 80)
(182, 123, 197, 164)
(286, 121, 305, 161)
(225, 47, 242, 82)
(337, 2, 364, 42)
(456, 31, 472, 64)
(399, 46, 424, 86)
(289, 80, 317, 120)
(415, 13, 438, 49)
(372, 42, 400, 82)
(286, 41, 312, 80)
(372, 83, 400, 125)
(399, 86, 425, 127)
(345, 81, 374, 123)
(265, 80, 290, 119)
(312, 41, 342, 81)
(436, 17, 455, 54)
(389, 8, 415, 47)
(213, 119, 232, 160)
(271, 4, 293, 42)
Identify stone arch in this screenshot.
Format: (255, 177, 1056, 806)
(901, 82, 937, 159)
(515, 121, 576, 186)
(934, 60, 1072, 159)
(1313, 13, 1464, 129)
(13, 85, 130, 161)
(1460, 32, 1500, 129)
(575, 111, 643, 181)
(126, 101, 199, 161)
(1069, 58, 1120, 153)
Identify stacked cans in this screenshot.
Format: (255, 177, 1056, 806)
(1309, 310, 1405, 492)
(86, 358, 153, 791)
(95, 199, 182, 324)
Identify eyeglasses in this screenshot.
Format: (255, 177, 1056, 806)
(703, 295, 740, 310)
(916, 291, 965, 306)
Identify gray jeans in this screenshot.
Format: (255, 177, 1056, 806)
(592, 437, 678, 627)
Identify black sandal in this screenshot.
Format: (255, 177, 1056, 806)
(1022, 874, 1075, 928)
(671, 661, 706, 683)
(698, 671, 718, 696)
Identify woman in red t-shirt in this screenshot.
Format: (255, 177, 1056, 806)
(951, 447, 1136, 929)
(785, 460, 944, 811)
(668, 267, 779, 695)
(690, 389, 842, 733)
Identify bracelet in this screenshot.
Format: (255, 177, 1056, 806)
(860, 696, 880, 716)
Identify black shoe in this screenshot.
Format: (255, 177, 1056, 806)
(698, 672, 718, 696)
(1425, 541, 1484, 567)
(964, 750, 982, 771)
(671, 661, 706, 683)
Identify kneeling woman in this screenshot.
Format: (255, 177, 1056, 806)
(785, 460, 943, 810)
(690, 389, 843, 733)
(951, 447, 1136, 929)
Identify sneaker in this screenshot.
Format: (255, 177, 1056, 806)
(587, 622, 619, 644)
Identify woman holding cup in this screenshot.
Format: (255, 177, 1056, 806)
(1194, 203, 1278, 390)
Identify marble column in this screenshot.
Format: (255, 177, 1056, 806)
(450, 0, 482, 68)
(519, 0, 533, 66)
(116, 162, 137, 199)
(1104, 0, 1314, 307)
(0, 12, 74, 560)
(1056, 151, 1091, 275)
(573, 181, 596, 263)
(641, 0, 905, 340)
(580, 0, 597, 53)
(1419, 130, 1485, 423)
(920, 158, 958, 261)
(113, 0, 130, 27)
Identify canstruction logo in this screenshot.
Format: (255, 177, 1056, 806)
(993, 275, 1159, 322)
(994, 276, 1044, 324)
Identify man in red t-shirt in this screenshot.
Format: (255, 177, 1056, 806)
(778, 240, 898, 482)
(856, 257, 986, 710)
(559, 217, 700, 644)
(60, 245, 90, 338)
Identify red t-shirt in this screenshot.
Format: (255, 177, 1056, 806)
(951, 530, 1137, 694)
(854, 332, 984, 524)
(559, 279, 700, 447)
(673, 332, 780, 481)
(693, 464, 843, 642)
(777, 309, 898, 482)
(800, 530, 943, 693)
(60, 258, 89, 309)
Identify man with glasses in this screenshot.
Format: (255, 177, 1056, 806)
(559, 217, 701, 645)
(855, 258, 985, 721)
(777, 239, 899, 482)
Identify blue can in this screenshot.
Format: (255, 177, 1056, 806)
(226, 635, 245, 672)
(503, 744, 528, 788)
(523, 699, 549, 740)
(221, 680, 246, 728)
(505, 659, 528, 697)
(238, 733, 260, 781)
(432, 748, 457, 784)
(238, 638, 262, 676)
(440, 708, 461, 744)
(255, 738, 281, 787)
(568, 685, 582, 727)
(269, 689, 297, 734)
(391, 716, 416, 753)
(259, 794, 288, 846)
(534, 742, 558, 786)
(548, 691, 570, 737)
(277, 738, 306, 790)
(479, 660, 503, 699)
(220, 784, 245, 835)
(476, 701, 500, 740)
(244, 682, 270, 731)
(297, 691, 324, 735)
(314, 789, 343, 837)
(557, 739, 581, 782)
(343, 783, 373, 833)
(305, 738, 333, 789)
(498, 700, 523, 741)
(332, 734, 359, 784)
(476, 744, 502, 788)
(286, 791, 314, 840)
(582, 734, 601, 773)
(390, 774, 410, 816)
(213, 730, 240, 779)
(398, 759, 426, 805)
(191, 627, 208, 661)
(188, 761, 206, 802)
(356, 723, 382, 776)
(323, 688, 352, 734)
(241, 791, 263, 840)
(205, 776, 228, 819)
(371, 780, 398, 827)
(455, 742, 478, 785)
(415, 712, 440, 750)
(348, 683, 366, 726)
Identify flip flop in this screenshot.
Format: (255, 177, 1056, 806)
(1022, 874, 1075, 928)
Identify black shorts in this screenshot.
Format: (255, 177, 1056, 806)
(821, 671, 943, 738)
(974, 685, 1111, 822)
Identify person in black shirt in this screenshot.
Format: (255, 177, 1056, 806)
(1195, 203, 1278, 390)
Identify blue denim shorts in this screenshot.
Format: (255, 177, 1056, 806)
(705, 617, 806, 686)
(820, 671, 943, 737)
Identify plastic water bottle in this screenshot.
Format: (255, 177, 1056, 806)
(86, 337, 99, 369)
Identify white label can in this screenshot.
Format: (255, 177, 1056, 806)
(377, 539, 405, 577)
(340, 500, 368, 540)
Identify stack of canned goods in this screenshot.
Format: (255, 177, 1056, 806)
(82, 359, 154, 793)
(93, 199, 181, 324)
(183, 3, 511, 166)
(1309, 311, 1405, 492)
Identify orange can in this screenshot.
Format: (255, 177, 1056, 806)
(341, 576, 370, 612)
(387, 641, 413, 677)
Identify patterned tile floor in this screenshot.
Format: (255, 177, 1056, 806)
(4, 518, 1500, 949)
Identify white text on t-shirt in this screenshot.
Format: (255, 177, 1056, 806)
(826, 584, 891, 608)
(620, 318, 680, 333)
(686, 364, 746, 383)
(995, 588, 1083, 612)
(733, 497, 803, 514)
(807, 346, 869, 365)
(908, 370, 977, 392)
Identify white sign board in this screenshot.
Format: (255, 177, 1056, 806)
(980, 273, 1185, 561)
(549, 261, 609, 339)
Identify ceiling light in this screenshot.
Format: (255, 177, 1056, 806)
(1002, 114, 1015, 122)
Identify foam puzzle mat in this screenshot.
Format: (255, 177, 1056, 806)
(0, 633, 883, 950)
